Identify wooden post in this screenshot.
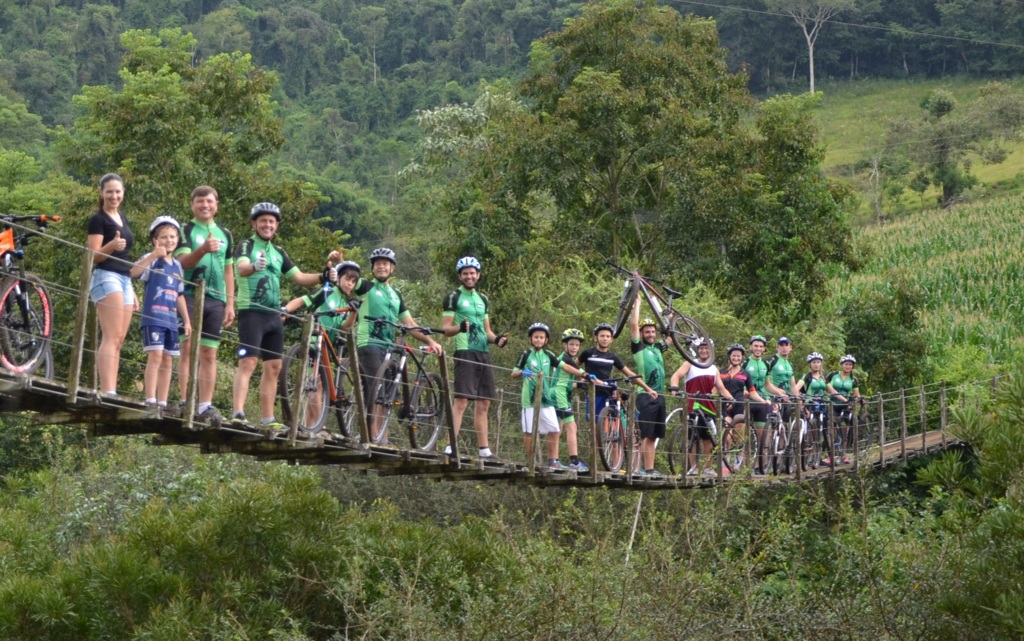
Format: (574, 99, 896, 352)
(626, 389, 637, 485)
(793, 397, 801, 483)
(852, 397, 860, 473)
(940, 381, 948, 450)
(920, 384, 927, 453)
(589, 380, 599, 483)
(67, 249, 94, 404)
(527, 370, 544, 477)
(435, 351, 460, 469)
(744, 396, 751, 474)
(900, 388, 908, 463)
(89, 311, 99, 392)
(288, 314, 315, 445)
(716, 395, 725, 485)
(347, 328, 371, 446)
(183, 280, 205, 430)
(827, 398, 836, 476)
(877, 394, 886, 468)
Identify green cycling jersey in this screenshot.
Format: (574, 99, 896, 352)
(442, 286, 490, 352)
(234, 236, 298, 313)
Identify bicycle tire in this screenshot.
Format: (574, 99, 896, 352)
(331, 359, 357, 438)
(368, 358, 402, 444)
(629, 426, 644, 474)
(611, 278, 640, 339)
(0, 274, 51, 375)
(667, 313, 714, 366)
(407, 372, 445, 451)
(38, 345, 53, 380)
(278, 343, 330, 432)
(665, 409, 689, 475)
(598, 406, 625, 471)
(802, 417, 822, 470)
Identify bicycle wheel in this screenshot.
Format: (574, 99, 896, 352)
(782, 419, 799, 475)
(0, 274, 51, 375)
(332, 360, 357, 438)
(278, 344, 330, 432)
(38, 345, 53, 379)
(802, 417, 822, 470)
(629, 427, 644, 474)
(665, 410, 689, 475)
(667, 314, 714, 366)
(368, 358, 402, 444)
(598, 406, 625, 471)
(408, 372, 446, 451)
(769, 422, 785, 476)
(611, 278, 640, 339)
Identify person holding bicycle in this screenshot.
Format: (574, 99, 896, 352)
(175, 185, 235, 423)
(86, 173, 135, 398)
(765, 336, 798, 426)
(351, 247, 442, 421)
(440, 256, 507, 459)
(826, 354, 862, 465)
(554, 328, 591, 471)
(668, 338, 735, 475)
(579, 322, 652, 423)
(282, 259, 361, 341)
(231, 202, 332, 429)
(131, 216, 192, 412)
(742, 335, 771, 474)
(512, 323, 597, 470)
(630, 297, 664, 476)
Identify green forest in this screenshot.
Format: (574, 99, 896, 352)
(2, 0, 1024, 638)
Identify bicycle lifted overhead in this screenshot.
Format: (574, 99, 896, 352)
(366, 317, 448, 451)
(0, 214, 59, 375)
(606, 261, 714, 366)
(278, 305, 358, 437)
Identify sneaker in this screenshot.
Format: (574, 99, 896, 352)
(231, 412, 246, 424)
(721, 466, 731, 476)
(478, 447, 495, 459)
(821, 456, 832, 465)
(841, 455, 851, 464)
(195, 405, 223, 425)
(702, 467, 716, 476)
(549, 460, 569, 470)
(686, 466, 698, 476)
(569, 460, 590, 472)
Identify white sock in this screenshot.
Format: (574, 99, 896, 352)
(261, 417, 276, 425)
(104, 390, 117, 396)
(158, 401, 167, 407)
(146, 397, 157, 404)
(479, 447, 493, 458)
(197, 402, 211, 413)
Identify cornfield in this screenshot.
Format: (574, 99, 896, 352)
(830, 196, 1024, 363)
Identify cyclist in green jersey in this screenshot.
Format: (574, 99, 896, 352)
(794, 351, 828, 458)
(440, 256, 508, 459)
(231, 202, 333, 429)
(765, 336, 798, 423)
(742, 335, 771, 474)
(175, 186, 235, 423)
(826, 354, 862, 464)
(352, 247, 442, 438)
(553, 328, 591, 471)
(630, 296, 664, 476)
(513, 323, 596, 469)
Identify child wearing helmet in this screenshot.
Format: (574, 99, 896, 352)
(552, 328, 595, 471)
(440, 256, 508, 459)
(513, 323, 596, 469)
(130, 215, 192, 412)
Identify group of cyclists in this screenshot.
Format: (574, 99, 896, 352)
(84, 176, 864, 473)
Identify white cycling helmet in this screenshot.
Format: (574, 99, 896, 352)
(249, 201, 281, 220)
(148, 215, 180, 237)
(806, 352, 824, 363)
(840, 354, 857, 365)
(370, 247, 397, 265)
(456, 256, 482, 273)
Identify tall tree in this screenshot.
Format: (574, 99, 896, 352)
(762, 0, 854, 93)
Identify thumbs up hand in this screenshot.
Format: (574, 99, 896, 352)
(113, 231, 126, 251)
(253, 251, 268, 272)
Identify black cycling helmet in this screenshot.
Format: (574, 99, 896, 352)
(369, 247, 397, 265)
(593, 322, 614, 336)
(250, 201, 281, 220)
(528, 322, 550, 338)
(727, 343, 746, 356)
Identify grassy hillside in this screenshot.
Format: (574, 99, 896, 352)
(812, 78, 1024, 216)
(829, 194, 1024, 368)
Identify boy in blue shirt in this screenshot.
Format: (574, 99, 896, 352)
(131, 216, 192, 411)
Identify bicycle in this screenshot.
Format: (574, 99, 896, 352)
(0, 214, 59, 375)
(596, 379, 639, 473)
(606, 261, 713, 366)
(665, 394, 749, 476)
(823, 397, 868, 465)
(793, 394, 829, 470)
(762, 395, 798, 476)
(278, 305, 357, 437)
(366, 317, 447, 450)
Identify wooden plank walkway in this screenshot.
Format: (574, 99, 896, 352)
(0, 367, 957, 490)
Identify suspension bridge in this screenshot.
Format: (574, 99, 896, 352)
(0, 218, 968, 489)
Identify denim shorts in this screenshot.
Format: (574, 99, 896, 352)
(90, 269, 135, 305)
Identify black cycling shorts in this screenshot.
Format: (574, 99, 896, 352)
(636, 393, 666, 440)
(453, 350, 496, 401)
(237, 311, 284, 361)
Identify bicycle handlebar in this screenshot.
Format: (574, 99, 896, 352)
(0, 214, 60, 227)
(368, 316, 442, 336)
